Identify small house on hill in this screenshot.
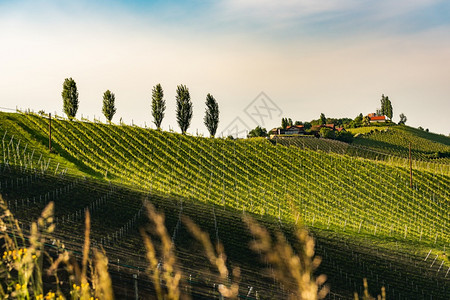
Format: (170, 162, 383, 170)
(269, 125, 305, 138)
(312, 124, 336, 131)
(368, 115, 386, 123)
(269, 128, 286, 136)
(285, 125, 305, 135)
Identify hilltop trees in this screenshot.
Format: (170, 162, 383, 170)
(281, 118, 293, 129)
(319, 127, 335, 139)
(62, 78, 79, 120)
(399, 113, 407, 125)
(347, 113, 363, 128)
(152, 84, 166, 130)
(247, 126, 267, 138)
(380, 94, 386, 116)
(384, 97, 393, 120)
(176, 84, 193, 134)
(380, 94, 393, 120)
(204, 93, 219, 137)
(102, 90, 116, 123)
(319, 113, 326, 125)
(362, 116, 370, 126)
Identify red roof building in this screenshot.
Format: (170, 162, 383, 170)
(369, 115, 386, 123)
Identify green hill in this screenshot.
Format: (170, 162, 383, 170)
(350, 125, 450, 161)
(1, 111, 449, 299)
(275, 125, 450, 173)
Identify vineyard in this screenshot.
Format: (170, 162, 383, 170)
(351, 126, 450, 162)
(275, 134, 450, 174)
(0, 111, 449, 299)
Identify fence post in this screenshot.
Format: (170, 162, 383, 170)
(133, 274, 138, 300)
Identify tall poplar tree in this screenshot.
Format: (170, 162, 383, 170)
(380, 94, 386, 116)
(385, 96, 393, 120)
(176, 84, 193, 134)
(152, 84, 166, 130)
(102, 90, 116, 123)
(62, 78, 79, 120)
(320, 113, 327, 125)
(204, 93, 219, 137)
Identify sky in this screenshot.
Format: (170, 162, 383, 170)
(1, 0, 449, 136)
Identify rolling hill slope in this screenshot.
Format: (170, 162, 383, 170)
(1, 111, 449, 299)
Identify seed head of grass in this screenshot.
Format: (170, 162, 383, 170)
(141, 201, 184, 300)
(182, 216, 240, 299)
(243, 214, 328, 300)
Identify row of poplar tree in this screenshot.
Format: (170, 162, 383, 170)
(61, 78, 220, 137)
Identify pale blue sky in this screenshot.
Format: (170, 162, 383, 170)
(1, 0, 449, 136)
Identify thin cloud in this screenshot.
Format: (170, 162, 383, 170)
(214, 0, 449, 36)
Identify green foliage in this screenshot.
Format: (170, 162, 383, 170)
(319, 127, 354, 143)
(362, 116, 370, 126)
(247, 126, 267, 138)
(319, 127, 335, 139)
(346, 114, 364, 128)
(380, 94, 393, 120)
(385, 96, 393, 120)
(204, 93, 219, 137)
(175, 84, 193, 134)
(62, 78, 79, 120)
(355, 113, 363, 123)
(354, 113, 363, 126)
(319, 113, 326, 125)
(326, 117, 352, 127)
(151, 84, 166, 130)
(281, 118, 291, 129)
(399, 113, 407, 125)
(336, 130, 354, 143)
(380, 94, 386, 116)
(102, 90, 116, 123)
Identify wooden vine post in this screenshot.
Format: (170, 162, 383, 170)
(409, 142, 412, 188)
(49, 113, 52, 152)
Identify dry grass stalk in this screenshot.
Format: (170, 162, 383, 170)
(141, 201, 183, 300)
(81, 210, 91, 299)
(45, 209, 115, 300)
(0, 195, 115, 299)
(353, 278, 386, 300)
(0, 196, 57, 299)
(243, 215, 329, 300)
(182, 216, 240, 299)
(92, 249, 114, 300)
(140, 227, 163, 299)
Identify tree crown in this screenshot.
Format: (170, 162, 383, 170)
(62, 77, 79, 120)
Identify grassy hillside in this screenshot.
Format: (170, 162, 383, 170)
(2, 167, 449, 299)
(1, 111, 449, 299)
(351, 125, 450, 162)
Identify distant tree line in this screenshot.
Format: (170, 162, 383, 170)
(61, 81, 411, 140)
(247, 93, 407, 142)
(61, 78, 220, 137)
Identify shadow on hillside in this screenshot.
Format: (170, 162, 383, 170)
(3, 164, 448, 299)
(14, 117, 104, 178)
(404, 126, 450, 146)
